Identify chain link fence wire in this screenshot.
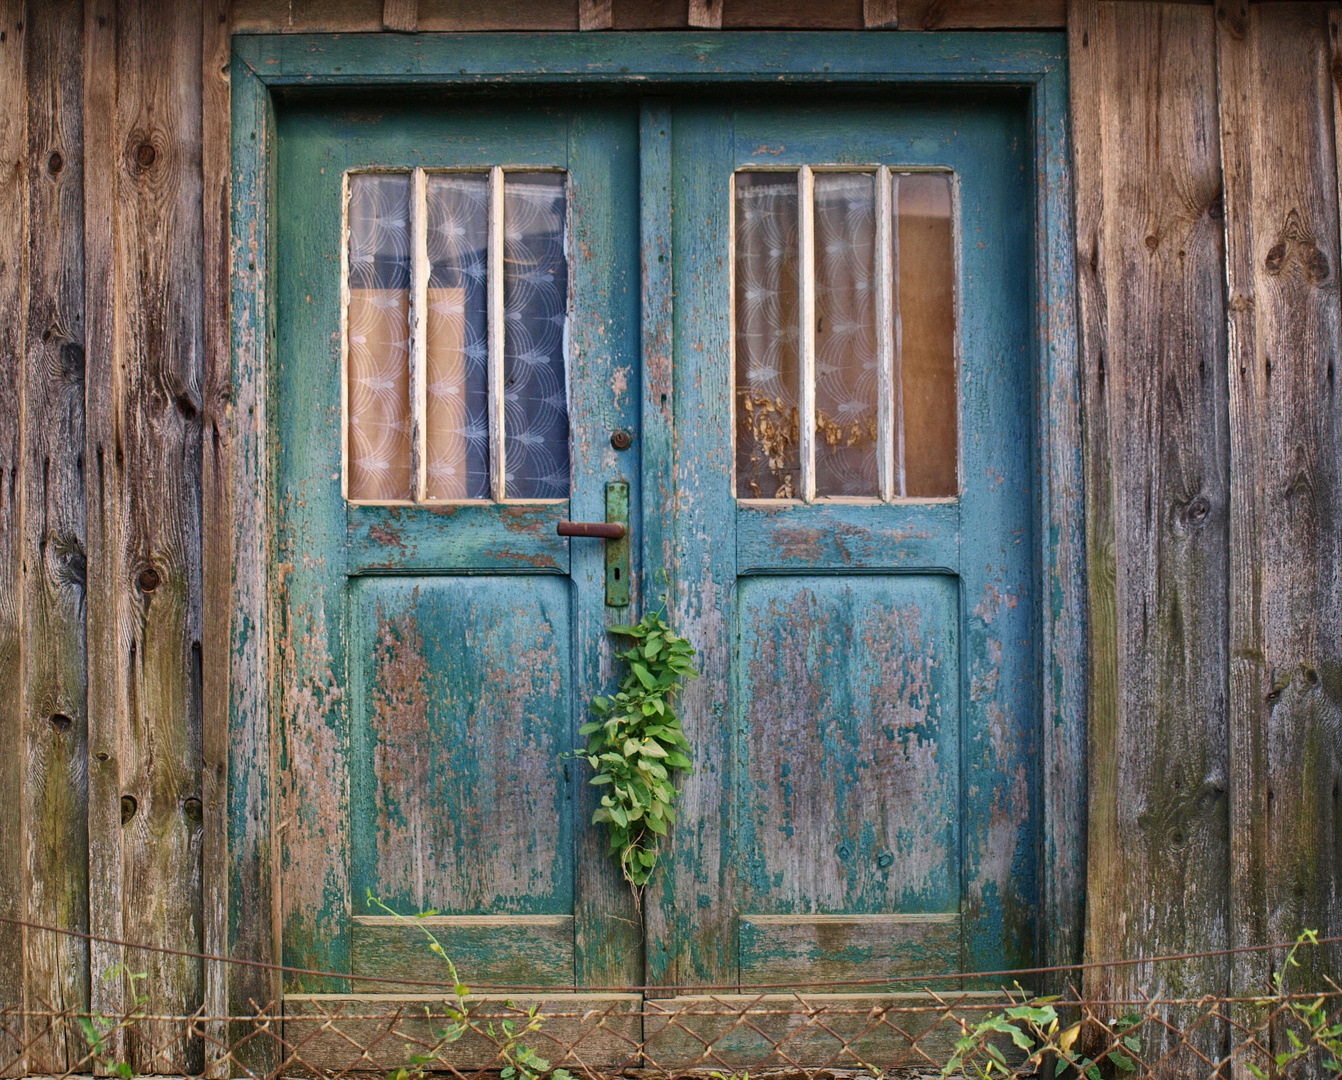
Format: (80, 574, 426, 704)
(3, 919, 1342, 1080)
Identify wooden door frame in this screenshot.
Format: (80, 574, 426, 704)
(225, 28, 1081, 1036)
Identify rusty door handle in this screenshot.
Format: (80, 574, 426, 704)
(556, 521, 626, 540)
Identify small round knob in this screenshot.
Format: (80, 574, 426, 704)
(610, 429, 632, 451)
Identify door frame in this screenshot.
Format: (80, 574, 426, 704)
(225, 28, 1082, 1031)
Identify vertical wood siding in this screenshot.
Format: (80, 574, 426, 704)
(0, 2, 27, 1074)
(1071, 1, 1342, 1070)
(0, 3, 1339, 1071)
(23, 1, 89, 1070)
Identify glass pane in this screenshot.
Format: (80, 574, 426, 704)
(735, 172, 801, 499)
(897, 173, 957, 497)
(425, 173, 490, 500)
(347, 174, 412, 501)
(813, 172, 878, 497)
(503, 172, 569, 500)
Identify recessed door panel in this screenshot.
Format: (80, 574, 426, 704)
(735, 574, 960, 917)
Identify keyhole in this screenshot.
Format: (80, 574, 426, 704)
(613, 567, 621, 581)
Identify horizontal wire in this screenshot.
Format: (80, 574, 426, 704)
(0, 914, 1336, 996)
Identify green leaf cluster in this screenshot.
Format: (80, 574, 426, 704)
(370, 891, 574, 1080)
(577, 608, 697, 890)
(940, 986, 1141, 1080)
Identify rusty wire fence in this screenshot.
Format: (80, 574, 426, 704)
(4, 920, 1342, 1079)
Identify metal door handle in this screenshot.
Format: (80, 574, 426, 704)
(556, 520, 626, 540)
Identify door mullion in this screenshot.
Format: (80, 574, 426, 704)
(410, 167, 429, 503)
(876, 166, 899, 502)
(797, 165, 816, 503)
(488, 165, 506, 501)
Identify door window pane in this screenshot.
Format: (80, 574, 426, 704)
(425, 173, 490, 500)
(347, 174, 413, 501)
(897, 173, 957, 498)
(814, 173, 879, 497)
(343, 169, 570, 504)
(735, 172, 801, 500)
(504, 173, 570, 500)
(732, 167, 958, 502)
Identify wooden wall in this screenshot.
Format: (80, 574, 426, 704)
(0, 0, 1339, 1075)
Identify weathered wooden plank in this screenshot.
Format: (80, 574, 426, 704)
(82, 0, 126, 1053)
(383, 0, 418, 31)
(896, 0, 1063, 30)
(345, 503, 570, 573)
(283, 995, 644, 1071)
(644, 101, 735, 994)
(1034, 26, 1086, 996)
(22, 2, 88, 1071)
(1215, 5, 1269, 1069)
(566, 104, 644, 991)
(0, 1, 26, 1072)
(101, 0, 206, 1069)
(1075, 0, 1230, 1065)
(737, 915, 960, 990)
(736, 501, 957, 572)
(229, 0, 1060, 31)
(351, 916, 575, 990)
(863, 0, 899, 28)
(688, 0, 722, 28)
(579, 0, 614, 30)
(1239, 4, 1342, 996)
(226, 46, 281, 1070)
(229, 0, 382, 33)
(200, 0, 231, 1069)
(640, 993, 1010, 1071)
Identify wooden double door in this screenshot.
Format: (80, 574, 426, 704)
(274, 88, 1038, 1023)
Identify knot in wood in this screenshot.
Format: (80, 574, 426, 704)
(120, 795, 137, 825)
(47, 150, 62, 175)
(49, 712, 72, 732)
(1266, 209, 1330, 285)
(138, 566, 161, 593)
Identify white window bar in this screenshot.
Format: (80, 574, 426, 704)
(797, 164, 817, 504)
(876, 166, 903, 500)
(488, 165, 507, 502)
(410, 167, 429, 503)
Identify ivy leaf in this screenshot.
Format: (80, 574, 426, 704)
(631, 662, 657, 689)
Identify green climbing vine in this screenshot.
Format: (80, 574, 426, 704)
(574, 607, 697, 892)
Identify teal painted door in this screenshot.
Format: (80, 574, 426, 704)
(274, 89, 1038, 1000)
(647, 94, 1039, 992)
(274, 96, 645, 991)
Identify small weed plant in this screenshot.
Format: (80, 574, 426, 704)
(1246, 929, 1342, 1077)
(570, 607, 697, 892)
(369, 891, 573, 1080)
(939, 982, 1141, 1080)
(79, 965, 149, 1080)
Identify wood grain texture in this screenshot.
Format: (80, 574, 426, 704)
(283, 995, 643, 1071)
(225, 0, 1061, 31)
(89, 0, 206, 1069)
(383, 0, 418, 31)
(737, 914, 960, 989)
(82, 0, 126, 1051)
(896, 0, 1063, 29)
(351, 916, 575, 989)
(1236, 4, 1342, 997)
(200, 0, 230, 1068)
(22, 1, 88, 1070)
(1074, 1, 1231, 1065)
(687, 0, 722, 28)
(579, 0, 614, 30)
(225, 44, 281, 1068)
(641, 993, 1011, 1069)
(863, 0, 899, 28)
(1215, 6, 1268, 1067)
(0, 1, 26, 1072)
